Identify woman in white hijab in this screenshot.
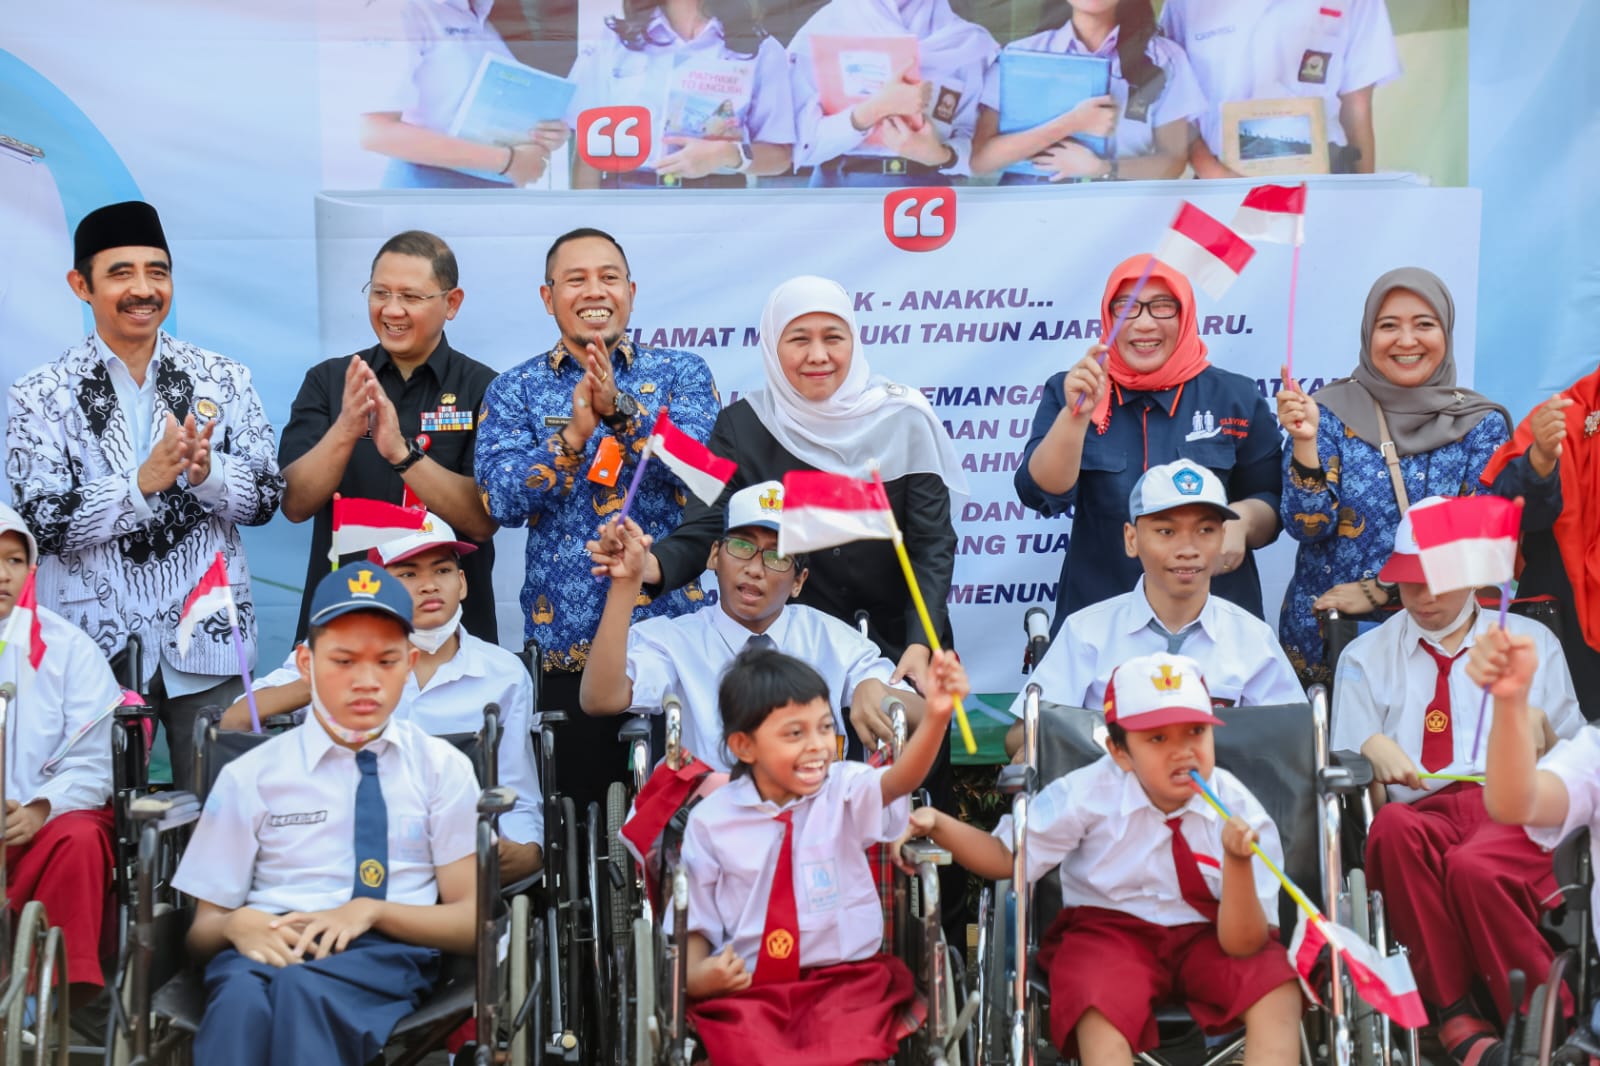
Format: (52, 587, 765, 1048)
(637, 274, 966, 690)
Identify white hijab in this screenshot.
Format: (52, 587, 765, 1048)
(749, 275, 969, 493)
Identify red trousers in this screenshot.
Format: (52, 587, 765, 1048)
(1364, 784, 1561, 1021)
(5, 806, 115, 988)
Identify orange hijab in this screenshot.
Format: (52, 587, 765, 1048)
(1091, 255, 1212, 434)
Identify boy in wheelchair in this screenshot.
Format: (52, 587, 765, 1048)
(911, 652, 1304, 1065)
(0, 503, 124, 1007)
(170, 563, 483, 1064)
(1331, 497, 1584, 1066)
(1004, 460, 1301, 760)
(677, 645, 966, 1064)
(582, 481, 928, 767)
(222, 513, 542, 881)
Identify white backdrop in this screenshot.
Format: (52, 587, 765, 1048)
(315, 176, 1481, 697)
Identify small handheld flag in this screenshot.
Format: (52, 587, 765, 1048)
(1407, 495, 1522, 595)
(0, 569, 47, 673)
(1156, 201, 1256, 300)
(177, 553, 262, 733)
(1232, 183, 1307, 378)
(330, 496, 429, 564)
(647, 408, 737, 507)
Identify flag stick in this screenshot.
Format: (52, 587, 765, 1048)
(230, 622, 262, 734)
(1468, 581, 1513, 761)
(1187, 769, 1319, 920)
(1419, 772, 1485, 783)
(615, 446, 653, 528)
(870, 471, 977, 755)
(329, 492, 342, 572)
(1072, 252, 1159, 416)
(1285, 241, 1302, 381)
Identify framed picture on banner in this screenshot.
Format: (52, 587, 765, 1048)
(1221, 97, 1329, 176)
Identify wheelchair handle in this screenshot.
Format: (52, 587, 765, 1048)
(664, 694, 684, 770)
(854, 609, 871, 637)
(1023, 607, 1051, 673)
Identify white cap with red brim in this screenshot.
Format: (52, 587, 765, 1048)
(365, 512, 478, 566)
(1104, 651, 1224, 730)
(1376, 495, 1450, 586)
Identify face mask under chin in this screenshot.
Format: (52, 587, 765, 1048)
(308, 654, 389, 746)
(409, 604, 462, 654)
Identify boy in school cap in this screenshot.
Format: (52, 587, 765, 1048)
(909, 651, 1302, 1060)
(1332, 498, 1583, 1064)
(0, 502, 124, 1005)
(221, 513, 542, 880)
(582, 481, 926, 769)
(1005, 459, 1301, 758)
(172, 562, 481, 1065)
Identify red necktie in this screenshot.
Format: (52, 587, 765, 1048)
(1166, 817, 1220, 922)
(755, 810, 800, 984)
(1417, 640, 1467, 772)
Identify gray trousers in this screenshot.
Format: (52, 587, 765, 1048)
(149, 672, 244, 794)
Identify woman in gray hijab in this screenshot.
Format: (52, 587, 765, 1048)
(1272, 267, 1511, 685)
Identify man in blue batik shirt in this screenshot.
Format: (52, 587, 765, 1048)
(476, 226, 718, 811)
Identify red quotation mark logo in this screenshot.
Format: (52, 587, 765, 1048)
(577, 106, 652, 172)
(883, 187, 956, 252)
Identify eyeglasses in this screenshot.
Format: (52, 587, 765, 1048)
(1109, 296, 1181, 320)
(364, 283, 449, 308)
(722, 536, 795, 573)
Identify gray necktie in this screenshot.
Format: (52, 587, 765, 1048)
(745, 633, 777, 653)
(1147, 617, 1198, 655)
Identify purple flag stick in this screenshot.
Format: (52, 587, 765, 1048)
(1468, 579, 1514, 762)
(231, 621, 261, 734)
(1072, 253, 1159, 415)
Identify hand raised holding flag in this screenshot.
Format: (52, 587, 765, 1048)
(1275, 365, 1319, 444)
(1060, 347, 1110, 418)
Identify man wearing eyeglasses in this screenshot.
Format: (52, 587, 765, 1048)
(279, 230, 500, 642)
(579, 482, 926, 769)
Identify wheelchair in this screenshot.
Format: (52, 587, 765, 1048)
(1525, 828, 1596, 1066)
(977, 682, 1393, 1066)
(115, 701, 528, 1065)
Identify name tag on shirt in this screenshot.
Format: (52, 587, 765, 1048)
(421, 404, 474, 433)
(395, 816, 431, 863)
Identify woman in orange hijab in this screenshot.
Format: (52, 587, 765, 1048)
(1016, 254, 1283, 632)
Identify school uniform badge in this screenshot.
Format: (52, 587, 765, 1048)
(933, 86, 961, 124)
(1172, 468, 1204, 496)
(1424, 709, 1448, 734)
(1298, 50, 1331, 84)
(195, 398, 219, 420)
(764, 928, 795, 960)
(359, 859, 386, 889)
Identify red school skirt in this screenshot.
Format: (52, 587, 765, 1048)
(689, 954, 915, 1065)
(1038, 906, 1298, 1057)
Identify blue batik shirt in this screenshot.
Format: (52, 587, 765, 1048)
(476, 338, 720, 672)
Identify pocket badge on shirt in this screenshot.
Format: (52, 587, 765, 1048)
(801, 859, 840, 912)
(1298, 49, 1332, 84)
(195, 397, 220, 420)
(395, 816, 431, 863)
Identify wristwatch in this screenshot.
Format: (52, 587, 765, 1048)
(603, 392, 642, 432)
(391, 437, 425, 474)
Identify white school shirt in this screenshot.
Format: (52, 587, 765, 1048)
(1525, 727, 1600, 945)
(788, 0, 998, 173)
(1331, 610, 1583, 805)
(994, 757, 1283, 926)
(250, 629, 542, 845)
(361, 0, 515, 132)
(626, 603, 895, 772)
(565, 11, 795, 171)
(1, 605, 121, 821)
(680, 761, 908, 974)
(1006, 578, 1303, 718)
(173, 717, 479, 915)
(976, 24, 1208, 160)
(1158, 0, 1400, 154)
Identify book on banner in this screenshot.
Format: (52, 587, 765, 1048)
(998, 50, 1111, 177)
(446, 52, 578, 182)
(663, 55, 756, 141)
(808, 34, 919, 148)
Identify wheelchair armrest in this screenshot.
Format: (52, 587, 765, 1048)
(1317, 764, 1365, 798)
(478, 785, 516, 817)
(1330, 749, 1375, 788)
(541, 710, 567, 727)
(131, 791, 203, 831)
(901, 838, 951, 867)
(618, 717, 652, 743)
(995, 763, 1029, 796)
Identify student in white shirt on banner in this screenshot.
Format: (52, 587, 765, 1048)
(1157, 0, 1400, 177)
(971, 0, 1208, 183)
(0, 503, 123, 1006)
(582, 481, 925, 771)
(788, 0, 998, 187)
(220, 515, 542, 881)
(565, 0, 795, 189)
(358, 0, 568, 189)
(1330, 497, 1582, 1058)
(1004, 459, 1302, 759)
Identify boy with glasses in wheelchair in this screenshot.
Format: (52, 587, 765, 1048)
(1332, 496, 1584, 1066)
(907, 651, 1304, 1065)
(169, 563, 483, 1064)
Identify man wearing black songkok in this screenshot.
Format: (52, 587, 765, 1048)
(5, 200, 285, 791)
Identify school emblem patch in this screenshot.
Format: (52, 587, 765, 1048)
(765, 928, 795, 960)
(1172, 468, 1204, 496)
(1152, 664, 1183, 691)
(1424, 708, 1449, 734)
(759, 487, 783, 512)
(360, 859, 386, 888)
(195, 398, 220, 420)
(348, 569, 381, 597)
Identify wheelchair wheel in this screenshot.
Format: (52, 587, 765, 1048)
(1346, 868, 1383, 1066)
(607, 782, 636, 947)
(587, 801, 614, 1066)
(1522, 983, 1552, 1066)
(633, 916, 657, 1066)
(510, 894, 531, 1066)
(977, 881, 1012, 1066)
(4, 901, 48, 1066)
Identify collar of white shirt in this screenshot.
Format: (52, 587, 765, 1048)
(427, 628, 493, 687)
(297, 713, 414, 772)
(1059, 21, 1120, 58)
(707, 601, 794, 658)
(1114, 760, 1222, 823)
(93, 330, 163, 382)
(645, 7, 728, 48)
(1397, 603, 1483, 657)
(722, 768, 828, 815)
(428, 0, 492, 26)
(1122, 576, 1218, 643)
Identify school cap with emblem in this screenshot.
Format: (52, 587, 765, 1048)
(1103, 651, 1223, 730)
(366, 511, 478, 566)
(1127, 459, 1240, 523)
(0, 502, 39, 567)
(725, 480, 785, 533)
(1377, 494, 1450, 586)
(73, 201, 170, 264)
(310, 562, 415, 631)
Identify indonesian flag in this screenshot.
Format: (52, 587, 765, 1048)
(1408, 495, 1523, 594)
(648, 409, 736, 505)
(330, 495, 428, 562)
(176, 552, 237, 656)
(1291, 914, 1428, 1029)
(1155, 201, 1256, 299)
(0, 569, 47, 672)
(778, 470, 896, 556)
(1231, 183, 1307, 246)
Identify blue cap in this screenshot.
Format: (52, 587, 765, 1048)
(309, 562, 414, 631)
